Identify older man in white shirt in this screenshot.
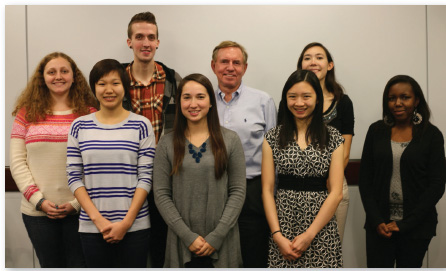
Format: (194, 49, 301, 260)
(211, 40, 277, 268)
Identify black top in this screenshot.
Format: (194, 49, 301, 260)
(324, 94, 355, 136)
(358, 120, 446, 239)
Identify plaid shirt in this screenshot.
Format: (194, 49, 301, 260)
(126, 62, 166, 143)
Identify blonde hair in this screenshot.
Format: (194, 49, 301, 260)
(212, 40, 248, 64)
(12, 52, 98, 122)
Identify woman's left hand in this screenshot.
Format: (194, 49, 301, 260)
(386, 221, 400, 232)
(196, 242, 216, 257)
(101, 221, 130, 244)
(291, 232, 314, 257)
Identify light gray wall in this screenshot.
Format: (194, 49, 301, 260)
(5, 5, 446, 268)
(5, 5, 27, 166)
(6, 5, 443, 162)
(426, 5, 446, 268)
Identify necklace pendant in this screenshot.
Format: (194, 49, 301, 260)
(188, 142, 207, 163)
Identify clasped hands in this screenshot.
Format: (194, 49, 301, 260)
(376, 221, 400, 238)
(95, 217, 130, 244)
(274, 232, 313, 261)
(188, 236, 215, 257)
(41, 200, 75, 219)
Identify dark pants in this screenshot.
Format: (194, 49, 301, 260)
(366, 229, 431, 268)
(147, 190, 168, 267)
(238, 175, 269, 268)
(79, 228, 150, 268)
(22, 213, 85, 268)
(185, 256, 214, 268)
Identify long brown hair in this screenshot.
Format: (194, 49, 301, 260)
(171, 73, 228, 179)
(12, 52, 98, 122)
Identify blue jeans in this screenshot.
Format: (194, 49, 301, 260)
(22, 213, 85, 268)
(80, 228, 150, 268)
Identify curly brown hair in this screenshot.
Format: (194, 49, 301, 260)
(12, 52, 98, 122)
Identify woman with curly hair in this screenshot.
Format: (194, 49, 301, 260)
(10, 52, 98, 267)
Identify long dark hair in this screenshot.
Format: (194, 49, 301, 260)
(171, 73, 228, 179)
(297, 42, 344, 101)
(382, 75, 431, 137)
(278, 70, 328, 150)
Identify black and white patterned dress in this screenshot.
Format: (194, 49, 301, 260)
(265, 125, 344, 268)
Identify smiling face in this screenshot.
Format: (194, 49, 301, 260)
(43, 57, 74, 98)
(180, 80, 211, 125)
(300, 46, 333, 84)
(127, 22, 160, 64)
(388, 82, 419, 125)
(95, 71, 125, 111)
(211, 47, 247, 92)
(287, 81, 318, 122)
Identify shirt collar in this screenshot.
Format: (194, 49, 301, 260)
(127, 61, 164, 86)
(217, 82, 244, 101)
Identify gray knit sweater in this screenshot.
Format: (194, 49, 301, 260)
(153, 127, 246, 268)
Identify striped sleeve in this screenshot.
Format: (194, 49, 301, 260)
(136, 118, 156, 193)
(66, 119, 85, 193)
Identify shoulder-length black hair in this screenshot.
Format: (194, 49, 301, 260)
(382, 75, 431, 136)
(297, 42, 344, 101)
(277, 69, 328, 150)
(89, 59, 131, 107)
(171, 73, 228, 179)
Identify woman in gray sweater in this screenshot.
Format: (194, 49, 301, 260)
(153, 73, 246, 268)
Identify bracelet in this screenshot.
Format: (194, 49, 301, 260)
(36, 198, 46, 211)
(271, 230, 281, 236)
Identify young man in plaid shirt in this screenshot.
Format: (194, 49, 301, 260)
(123, 11, 181, 268)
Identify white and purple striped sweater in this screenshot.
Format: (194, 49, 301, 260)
(67, 112, 155, 233)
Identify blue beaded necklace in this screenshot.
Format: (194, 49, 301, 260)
(188, 142, 207, 163)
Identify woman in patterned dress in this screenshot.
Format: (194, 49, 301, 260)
(262, 69, 344, 268)
(298, 42, 354, 243)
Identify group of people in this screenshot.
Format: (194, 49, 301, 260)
(9, 10, 445, 269)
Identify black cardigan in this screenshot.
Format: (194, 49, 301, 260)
(359, 120, 446, 239)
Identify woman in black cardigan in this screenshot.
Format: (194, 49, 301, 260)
(359, 75, 445, 268)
